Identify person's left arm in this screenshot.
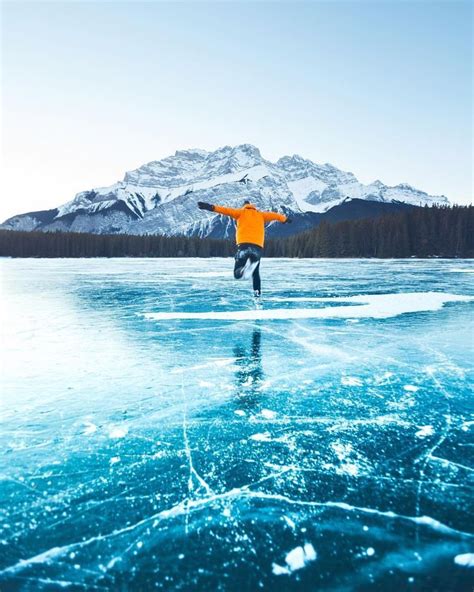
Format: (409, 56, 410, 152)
(262, 211, 291, 223)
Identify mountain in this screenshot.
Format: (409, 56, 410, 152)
(1, 144, 448, 238)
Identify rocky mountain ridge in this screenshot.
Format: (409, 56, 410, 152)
(2, 144, 448, 237)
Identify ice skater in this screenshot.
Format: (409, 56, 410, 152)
(197, 200, 291, 304)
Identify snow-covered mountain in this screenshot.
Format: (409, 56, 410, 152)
(2, 144, 448, 237)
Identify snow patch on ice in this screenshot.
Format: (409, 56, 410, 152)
(82, 422, 97, 436)
(374, 372, 394, 385)
(261, 409, 277, 419)
(404, 384, 419, 392)
(144, 292, 473, 322)
(454, 553, 474, 567)
(415, 425, 434, 438)
(272, 543, 317, 575)
(272, 563, 290, 576)
(108, 426, 128, 439)
(341, 376, 363, 386)
(250, 432, 272, 442)
(331, 442, 361, 476)
(183, 271, 233, 278)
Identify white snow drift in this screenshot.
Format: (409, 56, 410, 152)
(143, 292, 473, 322)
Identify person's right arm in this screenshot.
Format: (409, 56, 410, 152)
(197, 202, 241, 220)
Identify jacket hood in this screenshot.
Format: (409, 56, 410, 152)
(243, 203, 257, 210)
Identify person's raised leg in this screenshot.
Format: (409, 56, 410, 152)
(234, 248, 247, 279)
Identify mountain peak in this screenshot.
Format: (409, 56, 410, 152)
(277, 154, 307, 165)
(210, 143, 262, 161)
(233, 143, 261, 156)
(1, 144, 450, 235)
(174, 148, 209, 159)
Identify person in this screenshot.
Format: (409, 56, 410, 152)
(197, 199, 291, 303)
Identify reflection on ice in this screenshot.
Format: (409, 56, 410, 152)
(0, 258, 473, 590)
(234, 328, 264, 412)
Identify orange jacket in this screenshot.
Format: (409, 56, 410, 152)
(213, 203, 287, 247)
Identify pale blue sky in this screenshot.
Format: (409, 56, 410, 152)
(1, 0, 472, 219)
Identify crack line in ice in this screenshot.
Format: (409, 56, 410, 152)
(2, 487, 472, 577)
(162, 415, 405, 427)
(430, 455, 474, 473)
(0, 475, 45, 497)
(11, 575, 108, 590)
(171, 358, 234, 374)
(180, 377, 212, 504)
(363, 473, 470, 490)
(263, 323, 351, 361)
(415, 367, 453, 542)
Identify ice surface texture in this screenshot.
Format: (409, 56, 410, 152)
(1, 258, 473, 591)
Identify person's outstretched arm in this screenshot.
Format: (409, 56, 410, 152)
(262, 211, 291, 223)
(197, 202, 241, 220)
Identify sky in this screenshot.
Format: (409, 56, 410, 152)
(1, 0, 472, 220)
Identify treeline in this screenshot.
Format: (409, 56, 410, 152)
(0, 230, 234, 258)
(0, 205, 472, 258)
(266, 204, 473, 258)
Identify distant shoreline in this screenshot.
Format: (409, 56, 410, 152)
(0, 205, 472, 259)
(1, 256, 473, 260)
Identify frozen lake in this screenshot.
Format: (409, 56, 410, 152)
(1, 258, 473, 591)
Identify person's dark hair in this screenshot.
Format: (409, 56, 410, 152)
(243, 200, 250, 205)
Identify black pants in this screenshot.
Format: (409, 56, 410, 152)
(234, 243, 262, 295)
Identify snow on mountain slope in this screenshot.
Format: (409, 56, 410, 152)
(1, 144, 449, 236)
(287, 177, 329, 213)
(164, 164, 271, 203)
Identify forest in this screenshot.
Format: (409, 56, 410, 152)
(0, 205, 472, 258)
